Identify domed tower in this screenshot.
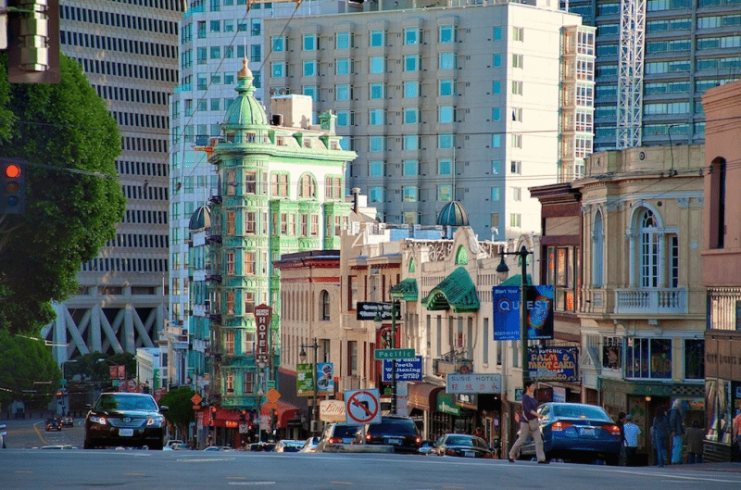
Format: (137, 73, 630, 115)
(222, 58, 269, 130)
(188, 205, 212, 232)
(436, 201, 470, 238)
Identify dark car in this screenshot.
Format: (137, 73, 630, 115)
(428, 434, 493, 458)
(61, 416, 74, 428)
(316, 423, 361, 452)
(45, 418, 62, 431)
(520, 402, 621, 464)
(84, 392, 168, 450)
(361, 415, 421, 453)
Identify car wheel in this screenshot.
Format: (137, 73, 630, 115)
(149, 441, 163, 451)
(83, 439, 93, 449)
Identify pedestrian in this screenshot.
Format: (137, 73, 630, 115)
(508, 380, 548, 464)
(623, 414, 641, 466)
(651, 407, 671, 467)
(616, 412, 627, 466)
(474, 427, 484, 439)
(733, 409, 741, 458)
(668, 399, 685, 464)
(685, 420, 704, 464)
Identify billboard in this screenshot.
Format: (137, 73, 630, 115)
(382, 356, 422, 382)
(492, 285, 554, 340)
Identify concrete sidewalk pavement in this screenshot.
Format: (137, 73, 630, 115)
(664, 462, 741, 473)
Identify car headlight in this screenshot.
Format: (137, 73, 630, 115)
(90, 415, 107, 425)
(146, 416, 164, 427)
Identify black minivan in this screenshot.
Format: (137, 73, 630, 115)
(362, 415, 421, 453)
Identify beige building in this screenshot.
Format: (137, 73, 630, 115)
(576, 145, 706, 462)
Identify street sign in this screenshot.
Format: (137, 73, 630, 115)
(374, 348, 415, 360)
(446, 373, 502, 394)
(266, 388, 281, 404)
(266, 380, 276, 389)
(345, 389, 381, 426)
(191, 393, 203, 405)
(255, 304, 272, 366)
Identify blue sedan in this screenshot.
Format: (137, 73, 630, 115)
(521, 402, 621, 465)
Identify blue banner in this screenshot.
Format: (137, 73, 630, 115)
(382, 356, 422, 382)
(492, 285, 554, 340)
(317, 362, 334, 392)
(528, 347, 578, 382)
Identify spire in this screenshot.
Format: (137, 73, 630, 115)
(236, 57, 256, 97)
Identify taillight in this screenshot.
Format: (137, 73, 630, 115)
(551, 421, 573, 432)
(365, 433, 371, 442)
(328, 437, 342, 444)
(415, 436, 421, 446)
(484, 453, 493, 459)
(446, 449, 457, 456)
(602, 424, 621, 436)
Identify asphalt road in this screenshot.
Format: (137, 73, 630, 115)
(2, 418, 741, 490)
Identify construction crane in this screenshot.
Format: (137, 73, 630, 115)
(616, 0, 646, 149)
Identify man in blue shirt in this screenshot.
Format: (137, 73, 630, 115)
(623, 414, 641, 466)
(508, 381, 547, 464)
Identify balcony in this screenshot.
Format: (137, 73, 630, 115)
(433, 351, 473, 377)
(206, 274, 222, 283)
(614, 288, 687, 315)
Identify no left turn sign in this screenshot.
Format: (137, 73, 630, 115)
(344, 389, 381, 426)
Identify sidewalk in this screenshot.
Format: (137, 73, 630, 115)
(665, 462, 741, 473)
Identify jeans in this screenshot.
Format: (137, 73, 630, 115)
(671, 434, 683, 464)
(655, 438, 668, 467)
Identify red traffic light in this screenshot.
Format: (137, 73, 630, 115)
(4, 164, 21, 179)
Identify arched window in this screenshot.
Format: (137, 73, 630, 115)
(298, 174, 316, 198)
(638, 208, 660, 288)
(592, 210, 604, 287)
(455, 245, 468, 265)
(321, 290, 330, 321)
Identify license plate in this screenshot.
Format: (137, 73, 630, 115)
(464, 451, 476, 458)
(119, 428, 134, 437)
(580, 428, 595, 437)
(386, 438, 402, 445)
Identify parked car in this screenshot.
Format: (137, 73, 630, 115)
(83, 392, 168, 450)
(45, 418, 62, 431)
(299, 436, 321, 453)
(203, 445, 233, 452)
(361, 415, 421, 454)
(428, 434, 493, 458)
(418, 440, 435, 455)
(316, 423, 361, 453)
(274, 440, 305, 453)
(164, 443, 190, 451)
(164, 439, 184, 449)
(520, 402, 621, 465)
(61, 417, 74, 428)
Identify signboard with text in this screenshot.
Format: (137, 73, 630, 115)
(375, 348, 415, 360)
(528, 347, 578, 382)
(446, 373, 502, 394)
(255, 304, 272, 366)
(356, 302, 401, 321)
(492, 285, 554, 340)
(382, 356, 422, 382)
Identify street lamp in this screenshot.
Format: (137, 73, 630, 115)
(299, 338, 319, 437)
(496, 245, 533, 389)
(374, 300, 399, 415)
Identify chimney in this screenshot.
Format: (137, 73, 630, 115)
(352, 188, 360, 213)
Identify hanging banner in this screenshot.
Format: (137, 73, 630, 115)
(528, 347, 579, 382)
(317, 362, 335, 392)
(492, 285, 554, 340)
(296, 363, 314, 397)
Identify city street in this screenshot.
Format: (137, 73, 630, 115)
(2, 418, 741, 490)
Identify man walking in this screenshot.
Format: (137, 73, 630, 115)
(508, 381, 547, 464)
(623, 414, 641, 466)
(668, 400, 685, 464)
(685, 420, 704, 464)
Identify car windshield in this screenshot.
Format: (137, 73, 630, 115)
(333, 425, 359, 438)
(553, 404, 610, 420)
(446, 436, 474, 447)
(370, 419, 416, 435)
(96, 394, 158, 411)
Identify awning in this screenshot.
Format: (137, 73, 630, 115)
(421, 267, 479, 312)
(389, 278, 418, 301)
(261, 400, 300, 429)
(408, 382, 444, 412)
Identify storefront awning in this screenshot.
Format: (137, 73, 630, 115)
(389, 278, 418, 301)
(408, 382, 445, 412)
(261, 400, 300, 429)
(421, 267, 479, 312)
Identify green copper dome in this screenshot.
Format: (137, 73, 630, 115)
(436, 201, 470, 227)
(223, 59, 268, 128)
(188, 205, 211, 231)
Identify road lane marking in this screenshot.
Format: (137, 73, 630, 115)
(329, 482, 353, 485)
(227, 482, 276, 486)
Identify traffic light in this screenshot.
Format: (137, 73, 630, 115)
(0, 161, 25, 214)
(271, 409, 278, 428)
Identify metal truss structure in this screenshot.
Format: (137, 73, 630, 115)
(617, 0, 646, 149)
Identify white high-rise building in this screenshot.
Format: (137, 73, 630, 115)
(264, 1, 594, 239)
(47, 1, 182, 366)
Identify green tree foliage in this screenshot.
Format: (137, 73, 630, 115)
(159, 387, 196, 439)
(0, 331, 60, 410)
(64, 352, 136, 385)
(0, 52, 126, 334)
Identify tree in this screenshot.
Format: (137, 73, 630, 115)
(64, 352, 136, 386)
(0, 331, 60, 412)
(0, 52, 126, 334)
(159, 387, 196, 440)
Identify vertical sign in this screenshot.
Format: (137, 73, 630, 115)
(255, 304, 272, 366)
(492, 285, 555, 340)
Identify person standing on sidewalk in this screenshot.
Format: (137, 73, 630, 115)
(616, 412, 627, 465)
(508, 381, 548, 464)
(685, 420, 704, 464)
(651, 407, 671, 467)
(733, 409, 741, 458)
(623, 414, 641, 467)
(668, 400, 685, 464)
